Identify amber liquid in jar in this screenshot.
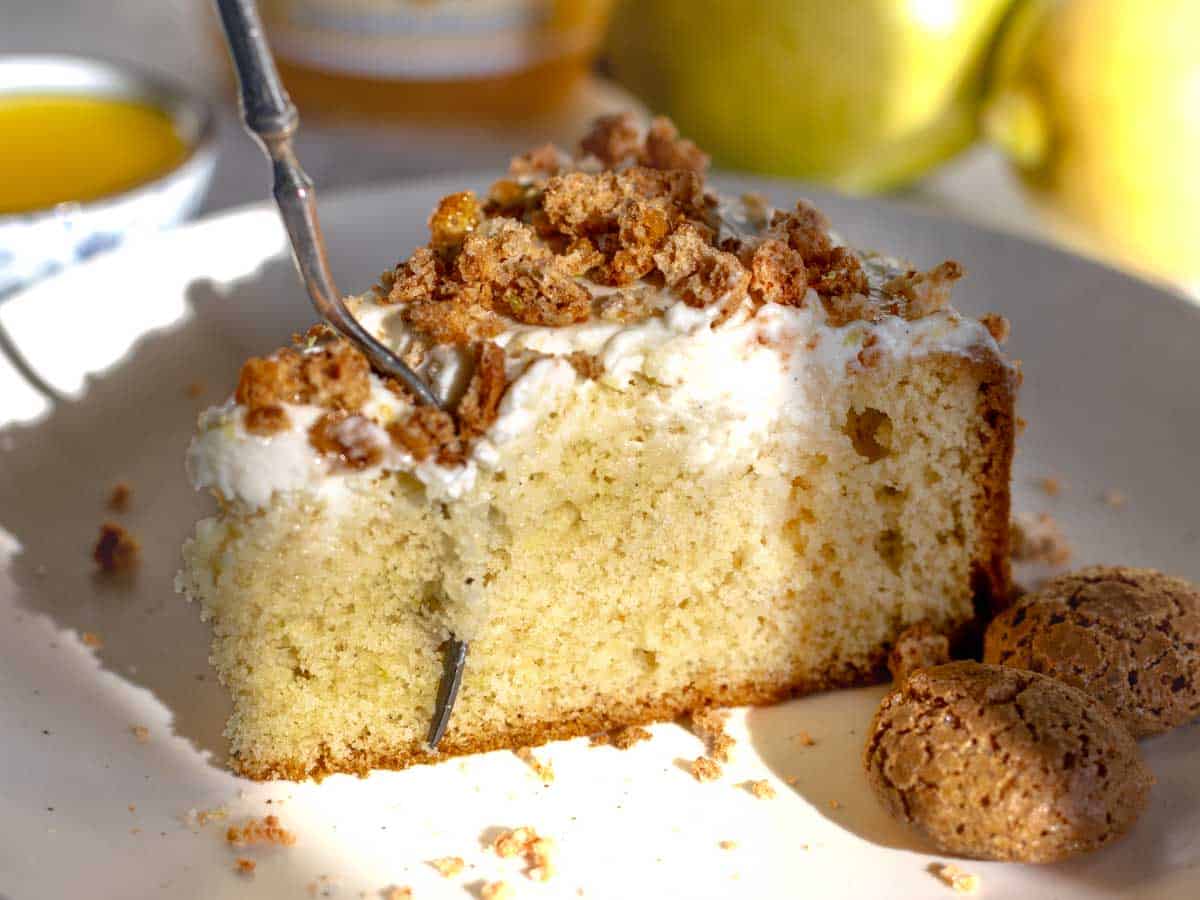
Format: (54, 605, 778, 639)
(259, 0, 613, 122)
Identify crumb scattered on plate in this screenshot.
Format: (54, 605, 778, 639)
(690, 708, 735, 763)
(234, 857, 256, 876)
(93, 522, 140, 573)
(931, 863, 980, 894)
(686, 756, 722, 782)
(1010, 513, 1072, 566)
(81, 631, 103, 649)
(130, 725, 149, 743)
(514, 747, 554, 784)
(719, 840, 738, 850)
(791, 731, 816, 747)
(428, 856, 465, 878)
(183, 805, 228, 827)
(380, 887, 412, 900)
(226, 815, 296, 848)
(1036, 476, 1064, 496)
(107, 482, 132, 512)
(491, 825, 556, 881)
(1102, 488, 1126, 508)
(481, 881, 514, 900)
(742, 780, 776, 800)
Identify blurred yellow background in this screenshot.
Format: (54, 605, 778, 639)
(1, 0, 1196, 295)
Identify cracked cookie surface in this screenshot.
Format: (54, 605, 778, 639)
(864, 661, 1152, 862)
(984, 566, 1200, 738)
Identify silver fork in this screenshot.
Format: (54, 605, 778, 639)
(213, 0, 467, 752)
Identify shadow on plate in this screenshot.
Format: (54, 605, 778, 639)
(744, 683, 929, 854)
(0, 253, 310, 766)
(745, 679, 1200, 894)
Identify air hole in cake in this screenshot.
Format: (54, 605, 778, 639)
(637, 649, 659, 671)
(843, 407, 893, 462)
(875, 529, 907, 575)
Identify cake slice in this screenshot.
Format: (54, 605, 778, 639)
(179, 115, 1015, 781)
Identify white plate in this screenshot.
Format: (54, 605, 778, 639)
(1, 176, 1198, 900)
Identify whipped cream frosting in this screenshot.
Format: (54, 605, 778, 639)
(187, 210, 1005, 512)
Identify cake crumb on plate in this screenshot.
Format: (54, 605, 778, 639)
(93, 522, 140, 573)
(380, 887, 412, 900)
(719, 840, 738, 850)
(1010, 513, 1072, 566)
(107, 482, 132, 512)
(226, 815, 295, 848)
(481, 881, 514, 900)
(234, 857, 255, 876)
(743, 780, 777, 799)
(686, 756, 722, 782)
(130, 725, 149, 743)
(514, 747, 554, 784)
(491, 826, 556, 881)
(428, 856, 465, 877)
(1102, 488, 1127, 508)
(931, 863, 980, 894)
(81, 631, 103, 649)
(1036, 476, 1063, 496)
(689, 708, 735, 763)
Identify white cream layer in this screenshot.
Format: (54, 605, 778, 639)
(187, 283, 1002, 512)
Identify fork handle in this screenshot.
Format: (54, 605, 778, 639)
(212, 0, 441, 408)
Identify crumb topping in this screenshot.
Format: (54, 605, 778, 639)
(308, 411, 384, 472)
(979, 312, 1011, 344)
(235, 341, 371, 436)
(219, 115, 985, 478)
(378, 115, 963, 350)
(234, 858, 256, 875)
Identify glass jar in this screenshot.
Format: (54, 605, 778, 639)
(259, 0, 614, 122)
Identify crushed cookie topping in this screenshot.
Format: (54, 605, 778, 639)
(386, 406, 463, 467)
(881, 260, 963, 320)
(308, 410, 384, 472)
(224, 116, 980, 472)
(457, 342, 508, 440)
(235, 340, 371, 436)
